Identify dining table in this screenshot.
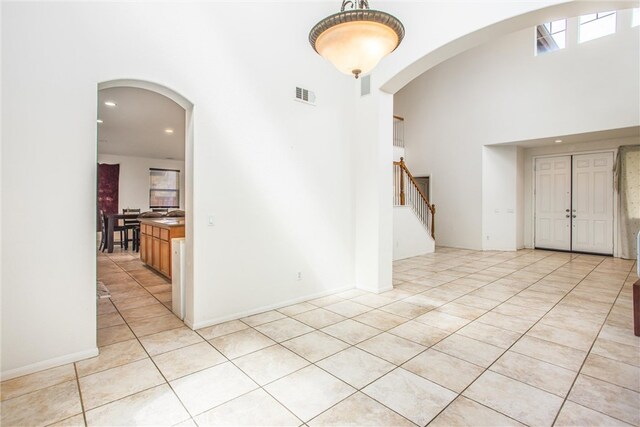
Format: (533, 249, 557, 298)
(105, 213, 140, 253)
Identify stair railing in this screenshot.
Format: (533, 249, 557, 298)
(393, 157, 436, 238)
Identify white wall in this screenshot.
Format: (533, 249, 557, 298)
(394, 10, 639, 250)
(98, 154, 186, 212)
(516, 147, 525, 249)
(393, 146, 405, 162)
(1, 2, 356, 377)
(523, 135, 640, 250)
(393, 207, 435, 260)
(482, 146, 519, 251)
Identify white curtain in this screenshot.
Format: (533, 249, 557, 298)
(615, 145, 640, 260)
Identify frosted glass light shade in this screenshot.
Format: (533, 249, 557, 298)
(315, 21, 398, 77)
(310, 9, 404, 78)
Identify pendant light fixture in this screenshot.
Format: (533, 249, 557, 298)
(309, 0, 404, 79)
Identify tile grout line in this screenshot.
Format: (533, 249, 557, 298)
(74, 364, 88, 427)
(106, 252, 174, 310)
(97, 249, 636, 426)
(190, 325, 305, 425)
(192, 250, 630, 425)
(93, 253, 194, 424)
(10, 248, 631, 427)
(258, 249, 560, 426)
(95, 248, 635, 426)
(252, 249, 566, 422)
(197, 298, 423, 424)
(550, 266, 636, 427)
(418, 252, 609, 425)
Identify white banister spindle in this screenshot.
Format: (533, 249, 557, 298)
(393, 158, 434, 238)
(393, 116, 404, 148)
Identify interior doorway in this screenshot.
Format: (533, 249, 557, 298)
(534, 151, 614, 254)
(95, 79, 195, 342)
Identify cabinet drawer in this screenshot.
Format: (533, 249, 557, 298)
(160, 228, 169, 241)
(152, 226, 161, 238)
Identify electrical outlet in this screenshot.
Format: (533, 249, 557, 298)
(297, 272, 302, 281)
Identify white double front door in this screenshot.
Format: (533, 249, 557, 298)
(534, 152, 614, 254)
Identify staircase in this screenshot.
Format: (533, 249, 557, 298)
(393, 157, 435, 238)
(392, 157, 436, 260)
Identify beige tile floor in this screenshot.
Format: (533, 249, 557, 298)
(2, 247, 639, 426)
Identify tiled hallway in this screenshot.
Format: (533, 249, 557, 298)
(1, 248, 639, 426)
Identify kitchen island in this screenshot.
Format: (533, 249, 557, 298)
(139, 217, 185, 279)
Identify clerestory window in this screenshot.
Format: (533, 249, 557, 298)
(579, 11, 617, 43)
(536, 20, 566, 55)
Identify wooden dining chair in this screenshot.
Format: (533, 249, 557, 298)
(122, 208, 140, 251)
(103, 210, 128, 251)
(99, 209, 107, 251)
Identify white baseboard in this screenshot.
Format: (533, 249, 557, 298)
(183, 315, 196, 330)
(190, 285, 355, 330)
(1, 348, 99, 381)
(356, 284, 394, 294)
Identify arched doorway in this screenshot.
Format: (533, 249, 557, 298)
(96, 79, 195, 344)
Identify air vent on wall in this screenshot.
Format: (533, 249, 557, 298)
(361, 75, 371, 96)
(295, 87, 316, 105)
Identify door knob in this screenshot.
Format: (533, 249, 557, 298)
(572, 215, 576, 218)
(565, 209, 570, 212)
(566, 214, 570, 218)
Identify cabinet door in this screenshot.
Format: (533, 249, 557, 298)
(140, 231, 147, 262)
(152, 237, 161, 269)
(146, 235, 153, 264)
(160, 240, 171, 277)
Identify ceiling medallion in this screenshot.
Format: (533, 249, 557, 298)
(309, 0, 405, 79)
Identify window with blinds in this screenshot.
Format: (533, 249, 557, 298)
(149, 168, 180, 208)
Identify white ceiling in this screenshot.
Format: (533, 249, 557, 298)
(97, 87, 185, 160)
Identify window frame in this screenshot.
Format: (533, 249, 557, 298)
(149, 168, 180, 209)
(535, 19, 567, 55)
(579, 11, 617, 43)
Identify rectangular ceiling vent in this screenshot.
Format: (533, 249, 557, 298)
(295, 87, 316, 105)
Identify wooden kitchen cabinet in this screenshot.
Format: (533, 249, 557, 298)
(139, 218, 185, 279)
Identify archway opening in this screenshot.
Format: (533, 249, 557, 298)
(95, 79, 195, 343)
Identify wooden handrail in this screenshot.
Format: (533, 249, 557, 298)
(393, 158, 434, 214)
(393, 157, 435, 238)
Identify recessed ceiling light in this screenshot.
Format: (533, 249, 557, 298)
(164, 128, 174, 134)
(104, 101, 117, 107)
(555, 139, 563, 143)
(96, 119, 103, 124)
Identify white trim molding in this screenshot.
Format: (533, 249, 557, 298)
(189, 285, 355, 330)
(1, 348, 99, 381)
